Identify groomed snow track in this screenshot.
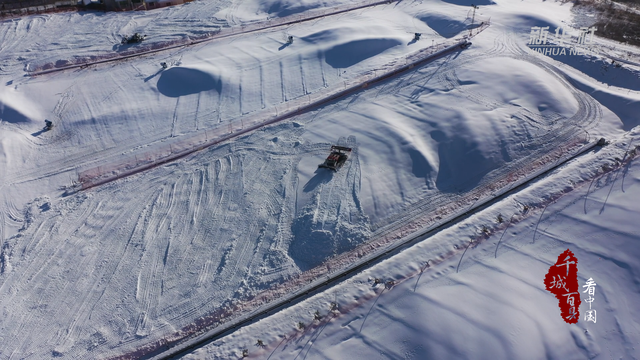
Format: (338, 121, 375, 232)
(149, 137, 605, 360)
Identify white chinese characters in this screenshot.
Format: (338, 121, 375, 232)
(583, 278, 597, 323)
(528, 26, 597, 56)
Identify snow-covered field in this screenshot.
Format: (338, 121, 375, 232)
(1, 0, 639, 358)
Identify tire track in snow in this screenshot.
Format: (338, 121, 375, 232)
(280, 61, 287, 102)
(57, 186, 158, 353)
(134, 186, 169, 336)
(0, 178, 158, 357)
(299, 54, 308, 95)
(159, 156, 237, 325)
(171, 98, 180, 138)
(194, 92, 202, 131)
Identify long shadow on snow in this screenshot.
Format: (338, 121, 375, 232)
(0, 103, 32, 123)
(325, 39, 402, 69)
(533, 48, 640, 92)
(418, 14, 468, 39)
(261, 1, 321, 18)
(303, 168, 333, 193)
(157, 67, 222, 98)
(431, 130, 502, 193)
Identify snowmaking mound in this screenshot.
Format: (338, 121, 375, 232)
(324, 39, 402, 68)
(156, 67, 222, 98)
(289, 137, 372, 271)
(454, 56, 579, 117)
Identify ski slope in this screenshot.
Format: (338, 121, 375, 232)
(185, 127, 640, 360)
(1, 0, 639, 358)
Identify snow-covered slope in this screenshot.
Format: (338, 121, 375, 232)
(188, 131, 640, 360)
(0, 0, 639, 358)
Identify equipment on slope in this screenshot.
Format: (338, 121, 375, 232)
(121, 33, 146, 45)
(44, 120, 53, 131)
(318, 145, 352, 171)
(460, 41, 472, 49)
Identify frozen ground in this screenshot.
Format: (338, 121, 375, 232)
(0, 0, 639, 358)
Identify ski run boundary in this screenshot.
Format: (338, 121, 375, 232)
(27, 0, 400, 76)
(74, 27, 488, 192)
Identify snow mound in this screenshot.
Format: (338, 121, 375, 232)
(433, 132, 501, 192)
(455, 56, 579, 117)
(324, 38, 402, 68)
(289, 209, 371, 271)
(156, 67, 222, 98)
(289, 137, 371, 271)
(501, 14, 558, 32)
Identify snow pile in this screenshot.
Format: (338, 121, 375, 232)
(156, 66, 222, 98)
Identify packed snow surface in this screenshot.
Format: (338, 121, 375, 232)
(188, 130, 640, 360)
(0, 0, 639, 358)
